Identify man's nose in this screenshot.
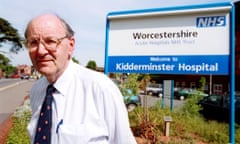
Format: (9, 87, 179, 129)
(36, 41, 48, 53)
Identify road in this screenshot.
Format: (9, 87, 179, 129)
(0, 79, 35, 124)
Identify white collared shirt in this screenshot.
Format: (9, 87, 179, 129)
(27, 60, 137, 144)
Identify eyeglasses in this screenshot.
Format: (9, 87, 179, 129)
(25, 36, 68, 52)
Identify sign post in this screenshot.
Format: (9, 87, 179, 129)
(105, 2, 235, 143)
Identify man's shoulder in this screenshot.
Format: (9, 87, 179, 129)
(73, 63, 106, 79)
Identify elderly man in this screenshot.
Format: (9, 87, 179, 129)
(25, 13, 137, 144)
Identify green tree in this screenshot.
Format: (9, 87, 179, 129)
(0, 53, 10, 66)
(120, 74, 139, 95)
(0, 53, 16, 76)
(139, 74, 151, 92)
(86, 60, 97, 70)
(0, 17, 23, 54)
(72, 57, 79, 64)
(199, 77, 206, 91)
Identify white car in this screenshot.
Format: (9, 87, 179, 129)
(20, 74, 30, 80)
(146, 83, 163, 97)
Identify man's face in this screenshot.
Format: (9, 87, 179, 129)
(26, 15, 74, 81)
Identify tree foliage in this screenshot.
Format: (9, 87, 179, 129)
(86, 60, 97, 70)
(0, 17, 23, 53)
(120, 73, 139, 95)
(0, 53, 16, 76)
(72, 57, 79, 64)
(0, 53, 10, 65)
(199, 76, 206, 91)
(138, 74, 151, 91)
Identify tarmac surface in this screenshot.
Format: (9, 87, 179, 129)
(0, 80, 34, 124)
(0, 79, 34, 143)
(0, 80, 35, 124)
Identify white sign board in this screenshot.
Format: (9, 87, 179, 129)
(105, 3, 232, 75)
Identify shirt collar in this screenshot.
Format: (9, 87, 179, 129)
(53, 60, 75, 96)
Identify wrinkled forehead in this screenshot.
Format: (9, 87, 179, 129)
(26, 14, 66, 38)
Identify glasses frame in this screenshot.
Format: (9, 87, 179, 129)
(25, 35, 69, 52)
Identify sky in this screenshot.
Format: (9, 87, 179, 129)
(0, 0, 236, 67)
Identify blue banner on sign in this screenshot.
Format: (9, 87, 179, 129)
(107, 55, 228, 75)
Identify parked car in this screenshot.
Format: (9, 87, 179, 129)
(175, 88, 208, 100)
(122, 89, 141, 112)
(111, 79, 141, 111)
(198, 94, 240, 124)
(146, 83, 163, 97)
(11, 74, 20, 79)
(20, 74, 30, 80)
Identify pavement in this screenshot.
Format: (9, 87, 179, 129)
(0, 80, 34, 143)
(0, 80, 30, 124)
(0, 114, 12, 144)
(0, 81, 23, 92)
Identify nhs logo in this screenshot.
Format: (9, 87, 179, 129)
(196, 16, 226, 27)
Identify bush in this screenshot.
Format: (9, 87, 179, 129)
(129, 96, 240, 143)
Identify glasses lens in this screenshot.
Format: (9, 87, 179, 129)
(43, 38, 59, 50)
(27, 39, 39, 48)
(26, 36, 67, 51)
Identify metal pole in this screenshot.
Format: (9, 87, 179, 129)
(209, 75, 212, 95)
(171, 80, 174, 111)
(229, 4, 235, 144)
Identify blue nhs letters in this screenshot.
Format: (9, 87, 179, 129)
(196, 16, 226, 27)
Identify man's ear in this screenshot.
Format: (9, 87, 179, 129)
(68, 36, 75, 56)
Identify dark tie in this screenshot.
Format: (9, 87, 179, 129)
(34, 84, 55, 144)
